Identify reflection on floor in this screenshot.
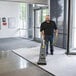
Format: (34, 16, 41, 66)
(0, 51, 54, 76)
(13, 47, 76, 76)
(1, 38, 76, 76)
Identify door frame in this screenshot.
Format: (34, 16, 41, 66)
(33, 7, 48, 41)
(66, 0, 76, 55)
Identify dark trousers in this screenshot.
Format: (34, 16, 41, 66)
(45, 35, 53, 54)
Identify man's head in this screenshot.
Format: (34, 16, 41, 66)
(45, 15, 50, 22)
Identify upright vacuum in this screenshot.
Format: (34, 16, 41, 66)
(37, 39, 46, 65)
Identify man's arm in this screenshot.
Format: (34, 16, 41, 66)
(40, 23, 45, 39)
(41, 30, 45, 39)
(54, 29, 58, 37)
(54, 22, 58, 37)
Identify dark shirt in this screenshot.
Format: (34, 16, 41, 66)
(40, 20, 57, 36)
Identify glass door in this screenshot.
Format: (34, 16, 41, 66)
(34, 8, 49, 40)
(68, 0, 76, 54)
(34, 9, 42, 39)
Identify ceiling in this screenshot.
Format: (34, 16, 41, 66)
(0, 0, 48, 4)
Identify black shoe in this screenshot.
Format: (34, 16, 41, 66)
(46, 53, 48, 56)
(51, 53, 53, 55)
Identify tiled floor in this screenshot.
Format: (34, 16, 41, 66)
(13, 47, 76, 76)
(1, 38, 76, 76)
(0, 51, 54, 76)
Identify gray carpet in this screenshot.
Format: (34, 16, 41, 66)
(0, 37, 40, 51)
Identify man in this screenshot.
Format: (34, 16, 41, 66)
(40, 15, 58, 55)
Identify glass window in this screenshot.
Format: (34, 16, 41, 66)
(50, 0, 65, 48)
(35, 28, 41, 38)
(35, 10, 41, 27)
(33, 3, 49, 39)
(69, 0, 76, 53)
(51, 0, 64, 33)
(34, 10, 41, 38)
(56, 34, 63, 48)
(34, 8, 49, 39)
(19, 3, 27, 29)
(42, 9, 49, 22)
(18, 3, 28, 38)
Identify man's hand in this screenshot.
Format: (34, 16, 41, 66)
(53, 30, 58, 45)
(41, 31, 45, 40)
(55, 30, 58, 38)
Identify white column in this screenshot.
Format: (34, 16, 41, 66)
(48, 0, 50, 16)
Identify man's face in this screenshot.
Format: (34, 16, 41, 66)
(45, 15, 50, 22)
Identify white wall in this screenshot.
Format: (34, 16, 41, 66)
(0, 1, 19, 38)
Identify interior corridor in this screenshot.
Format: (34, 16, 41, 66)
(0, 0, 76, 76)
(0, 50, 54, 76)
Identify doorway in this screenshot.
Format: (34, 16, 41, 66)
(33, 7, 49, 41)
(67, 0, 76, 54)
